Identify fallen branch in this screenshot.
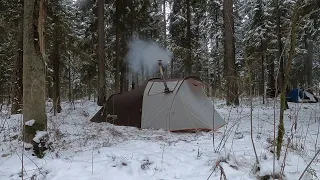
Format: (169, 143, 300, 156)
(298, 148, 320, 180)
(207, 160, 227, 180)
(217, 163, 227, 180)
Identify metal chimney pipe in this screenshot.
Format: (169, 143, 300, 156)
(158, 60, 170, 93)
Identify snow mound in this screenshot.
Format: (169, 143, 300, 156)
(25, 119, 35, 126)
(33, 130, 48, 143)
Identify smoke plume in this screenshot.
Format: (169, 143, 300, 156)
(126, 37, 172, 74)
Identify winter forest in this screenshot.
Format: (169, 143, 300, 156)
(1, 0, 320, 180)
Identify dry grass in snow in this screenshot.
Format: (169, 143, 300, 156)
(0, 99, 319, 180)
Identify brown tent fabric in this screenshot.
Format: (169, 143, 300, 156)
(90, 76, 202, 125)
(89, 76, 227, 132)
(104, 82, 148, 128)
(90, 82, 147, 125)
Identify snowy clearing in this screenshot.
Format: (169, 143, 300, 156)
(1, 99, 320, 180)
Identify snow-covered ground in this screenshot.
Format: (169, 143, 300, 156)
(1, 99, 320, 180)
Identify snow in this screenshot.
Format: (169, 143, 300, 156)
(1, 99, 320, 180)
(33, 131, 48, 143)
(304, 91, 316, 102)
(25, 119, 35, 126)
(258, 159, 281, 177)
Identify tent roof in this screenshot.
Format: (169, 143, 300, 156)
(105, 76, 203, 101)
(90, 76, 210, 128)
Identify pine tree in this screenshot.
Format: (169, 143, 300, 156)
(114, 0, 122, 93)
(97, 0, 106, 105)
(223, 0, 239, 106)
(11, 0, 24, 114)
(23, 0, 47, 157)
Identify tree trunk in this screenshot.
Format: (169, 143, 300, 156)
(6, 87, 10, 107)
(23, 0, 47, 145)
(52, 16, 61, 115)
(170, 57, 174, 78)
(120, 62, 126, 93)
(275, 0, 288, 107)
(88, 80, 92, 100)
(259, 40, 265, 104)
(266, 54, 275, 98)
(72, 66, 75, 103)
(305, 39, 313, 88)
(260, 55, 265, 103)
(115, 0, 122, 93)
(11, 36, 23, 114)
(194, 9, 201, 76)
(135, 73, 139, 87)
(275, 0, 285, 159)
(120, 31, 127, 93)
(125, 62, 129, 91)
(52, 50, 61, 115)
(213, 6, 220, 95)
(97, 0, 106, 105)
(141, 63, 145, 82)
(185, 0, 192, 76)
(146, 67, 150, 81)
(163, 0, 167, 47)
(277, 0, 301, 160)
(68, 54, 72, 102)
(223, 0, 239, 106)
(0, 87, 3, 109)
(131, 71, 135, 89)
(162, 0, 168, 78)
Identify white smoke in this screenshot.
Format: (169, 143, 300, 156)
(126, 37, 172, 74)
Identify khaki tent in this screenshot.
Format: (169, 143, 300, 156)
(90, 76, 226, 131)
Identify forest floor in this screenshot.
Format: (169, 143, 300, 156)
(0, 99, 320, 180)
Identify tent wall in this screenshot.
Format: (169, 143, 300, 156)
(141, 80, 183, 129)
(170, 80, 225, 131)
(141, 77, 226, 131)
(92, 76, 227, 132)
(287, 88, 300, 102)
(105, 83, 147, 128)
(287, 88, 318, 103)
